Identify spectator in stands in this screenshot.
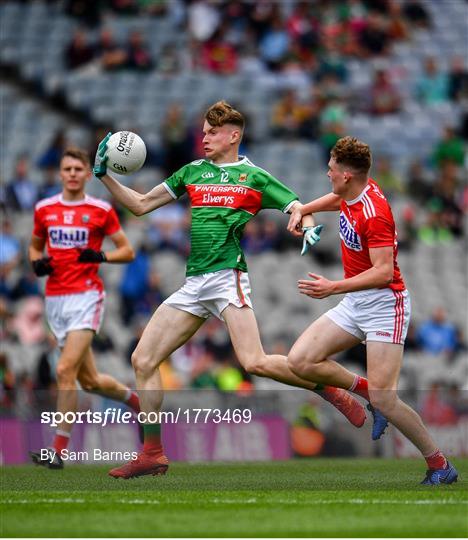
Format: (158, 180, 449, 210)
(0, 219, 21, 280)
(10, 268, 41, 301)
(241, 220, 270, 255)
(0, 352, 15, 411)
(38, 167, 62, 201)
(133, 270, 164, 321)
(247, 1, 280, 44)
(415, 57, 449, 105)
(65, 0, 102, 27)
(96, 28, 127, 71)
(158, 43, 181, 74)
(286, 1, 319, 52)
(448, 56, 468, 102)
(418, 198, 454, 245)
(37, 131, 67, 170)
(432, 126, 465, 168)
(402, 0, 431, 29)
(188, 0, 221, 42)
(430, 162, 464, 237)
(316, 42, 348, 84)
(358, 11, 390, 57)
(5, 157, 39, 212)
(373, 156, 404, 196)
(396, 203, 418, 252)
(368, 69, 401, 115)
(407, 159, 433, 203)
(258, 14, 290, 71)
(318, 97, 346, 163)
(11, 296, 46, 346)
(147, 202, 189, 256)
(64, 29, 95, 70)
(109, 0, 139, 15)
(200, 26, 238, 74)
(386, 1, 409, 41)
(270, 89, 312, 139)
(417, 307, 458, 356)
(190, 351, 218, 388)
(421, 383, 457, 426)
(125, 30, 153, 71)
(161, 104, 194, 176)
(119, 243, 151, 325)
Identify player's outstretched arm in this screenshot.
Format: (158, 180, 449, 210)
(99, 175, 174, 216)
(93, 133, 173, 216)
(287, 192, 341, 234)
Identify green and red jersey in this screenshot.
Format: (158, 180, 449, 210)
(163, 156, 298, 276)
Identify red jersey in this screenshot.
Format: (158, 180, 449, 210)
(33, 194, 121, 296)
(339, 179, 405, 291)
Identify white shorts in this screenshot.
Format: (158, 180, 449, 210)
(45, 290, 105, 347)
(164, 268, 253, 320)
(325, 288, 411, 345)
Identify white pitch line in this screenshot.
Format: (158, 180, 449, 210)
(2, 498, 467, 506)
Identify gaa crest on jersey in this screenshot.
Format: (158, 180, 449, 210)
(49, 226, 89, 249)
(339, 212, 362, 251)
(238, 173, 247, 183)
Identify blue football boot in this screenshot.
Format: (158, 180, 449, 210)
(421, 461, 458, 485)
(367, 404, 389, 440)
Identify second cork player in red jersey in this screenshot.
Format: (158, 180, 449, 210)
(286, 136, 458, 485)
(28, 147, 140, 469)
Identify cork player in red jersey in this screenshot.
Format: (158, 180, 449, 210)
(28, 147, 141, 469)
(287, 136, 458, 485)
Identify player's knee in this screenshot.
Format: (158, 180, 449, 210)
(368, 388, 397, 414)
(56, 362, 78, 387)
(131, 350, 157, 378)
(287, 351, 320, 379)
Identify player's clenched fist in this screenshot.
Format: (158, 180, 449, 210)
(32, 257, 54, 277)
(77, 249, 107, 263)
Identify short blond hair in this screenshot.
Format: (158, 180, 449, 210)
(205, 100, 244, 130)
(331, 136, 372, 174)
(61, 147, 91, 168)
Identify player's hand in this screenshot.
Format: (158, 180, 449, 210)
(298, 272, 336, 299)
(32, 257, 53, 277)
(77, 249, 107, 263)
(301, 224, 323, 256)
(287, 203, 304, 237)
(93, 132, 112, 178)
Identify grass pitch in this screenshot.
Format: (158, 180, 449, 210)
(1, 458, 467, 537)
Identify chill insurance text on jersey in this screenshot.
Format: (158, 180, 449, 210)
(33, 194, 121, 295)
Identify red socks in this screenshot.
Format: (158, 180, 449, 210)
(349, 375, 370, 401)
(52, 430, 70, 456)
(125, 390, 141, 413)
(425, 449, 448, 470)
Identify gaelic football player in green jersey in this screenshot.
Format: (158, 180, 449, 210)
(94, 101, 367, 478)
